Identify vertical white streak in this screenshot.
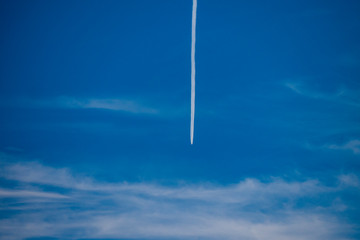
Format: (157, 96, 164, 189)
(191, 0, 197, 144)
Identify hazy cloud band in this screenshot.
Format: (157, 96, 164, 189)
(0, 155, 359, 240)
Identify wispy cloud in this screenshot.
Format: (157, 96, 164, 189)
(326, 139, 360, 155)
(57, 97, 159, 114)
(0, 156, 358, 240)
(0, 188, 68, 199)
(285, 81, 360, 107)
(1, 96, 160, 115)
(338, 173, 360, 188)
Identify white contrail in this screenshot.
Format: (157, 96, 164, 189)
(191, 0, 197, 145)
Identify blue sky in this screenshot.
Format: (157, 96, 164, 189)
(0, 0, 360, 239)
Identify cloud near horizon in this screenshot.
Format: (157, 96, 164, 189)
(0, 155, 359, 240)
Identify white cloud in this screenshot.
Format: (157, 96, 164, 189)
(57, 96, 159, 114)
(0, 159, 358, 240)
(338, 174, 360, 188)
(326, 140, 360, 155)
(0, 188, 68, 199)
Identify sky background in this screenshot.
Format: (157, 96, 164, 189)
(0, 0, 360, 239)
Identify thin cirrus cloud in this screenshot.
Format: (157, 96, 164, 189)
(284, 81, 360, 107)
(57, 97, 159, 114)
(0, 154, 358, 240)
(0, 188, 68, 199)
(326, 139, 360, 155)
(3, 96, 160, 115)
(56, 96, 188, 117)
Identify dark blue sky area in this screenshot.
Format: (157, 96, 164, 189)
(1, 0, 360, 183)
